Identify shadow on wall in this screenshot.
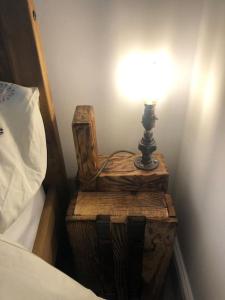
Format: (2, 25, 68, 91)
(172, 0, 225, 299)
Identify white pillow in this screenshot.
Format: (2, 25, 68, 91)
(0, 235, 103, 300)
(0, 81, 47, 232)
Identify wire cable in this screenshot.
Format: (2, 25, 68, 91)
(82, 150, 135, 185)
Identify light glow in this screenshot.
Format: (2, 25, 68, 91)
(116, 50, 174, 103)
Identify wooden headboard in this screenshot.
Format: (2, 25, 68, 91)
(0, 0, 66, 187)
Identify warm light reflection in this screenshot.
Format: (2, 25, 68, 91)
(115, 50, 174, 103)
(203, 71, 216, 108)
(190, 60, 218, 114)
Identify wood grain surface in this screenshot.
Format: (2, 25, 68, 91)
(66, 191, 177, 299)
(32, 187, 59, 264)
(96, 153, 169, 192)
(96, 215, 117, 299)
(67, 220, 103, 295)
(142, 221, 177, 300)
(72, 106, 99, 190)
(66, 191, 169, 222)
(111, 222, 128, 300)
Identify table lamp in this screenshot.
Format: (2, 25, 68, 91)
(116, 51, 172, 170)
(134, 98, 159, 170)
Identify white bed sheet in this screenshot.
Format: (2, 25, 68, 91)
(3, 186, 45, 251)
(0, 235, 103, 300)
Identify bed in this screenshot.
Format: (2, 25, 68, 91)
(0, 0, 68, 265)
(3, 186, 45, 251)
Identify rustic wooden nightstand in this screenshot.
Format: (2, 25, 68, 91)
(66, 106, 177, 300)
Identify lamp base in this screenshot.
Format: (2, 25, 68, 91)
(134, 156, 159, 171)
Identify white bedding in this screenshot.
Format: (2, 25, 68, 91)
(3, 186, 45, 251)
(0, 81, 47, 232)
(0, 235, 103, 300)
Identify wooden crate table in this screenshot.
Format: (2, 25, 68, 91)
(68, 105, 177, 300)
(66, 191, 177, 300)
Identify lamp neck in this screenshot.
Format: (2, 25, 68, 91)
(142, 104, 157, 131)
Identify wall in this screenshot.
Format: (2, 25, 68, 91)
(35, 0, 203, 183)
(173, 0, 225, 299)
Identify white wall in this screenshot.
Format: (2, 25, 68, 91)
(173, 0, 225, 299)
(35, 0, 203, 183)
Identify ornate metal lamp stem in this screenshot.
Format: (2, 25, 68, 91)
(134, 104, 159, 170)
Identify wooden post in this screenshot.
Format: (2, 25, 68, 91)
(0, 0, 67, 187)
(72, 106, 98, 190)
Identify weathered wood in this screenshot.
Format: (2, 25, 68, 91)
(127, 216, 146, 299)
(142, 221, 177, 300)
(66, 191, 177, 299)
(0, 0, 66, 187)
(96, 216, 116, 299)
(66, 191, 169, 222)
(72, 106, 98, 190)
(165, 194, 176, 218)
(111, 222, 128, 300)
(96, 153, 168, 192)
(66, 220, 103, 295)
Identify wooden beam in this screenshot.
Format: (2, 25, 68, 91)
(72, 106, 99, 190)
(96, 153, 169, 192)
(33, 187, 59, 264)
(67, 191, 169, 222)
(0, 0, 66, 186)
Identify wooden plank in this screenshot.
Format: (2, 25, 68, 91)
(69, 191, 169, 222)
(142, 221, 177, 300)
(96, 216, 116, 299)
(0, 30, 12, 82)
(111, 222, 129, 300)
(67, 220, 103, 295)
(96, 153, 169, 192)
(32, 187, 59, 264)
(127, 216, 146, 299)
(72, 106, 98, 190)
(0, 0, 66, 187)
(165, 194, 176, 218)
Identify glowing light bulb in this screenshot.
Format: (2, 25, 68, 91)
(144, 99, 157, 105)
(116, 50, 174, 104)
